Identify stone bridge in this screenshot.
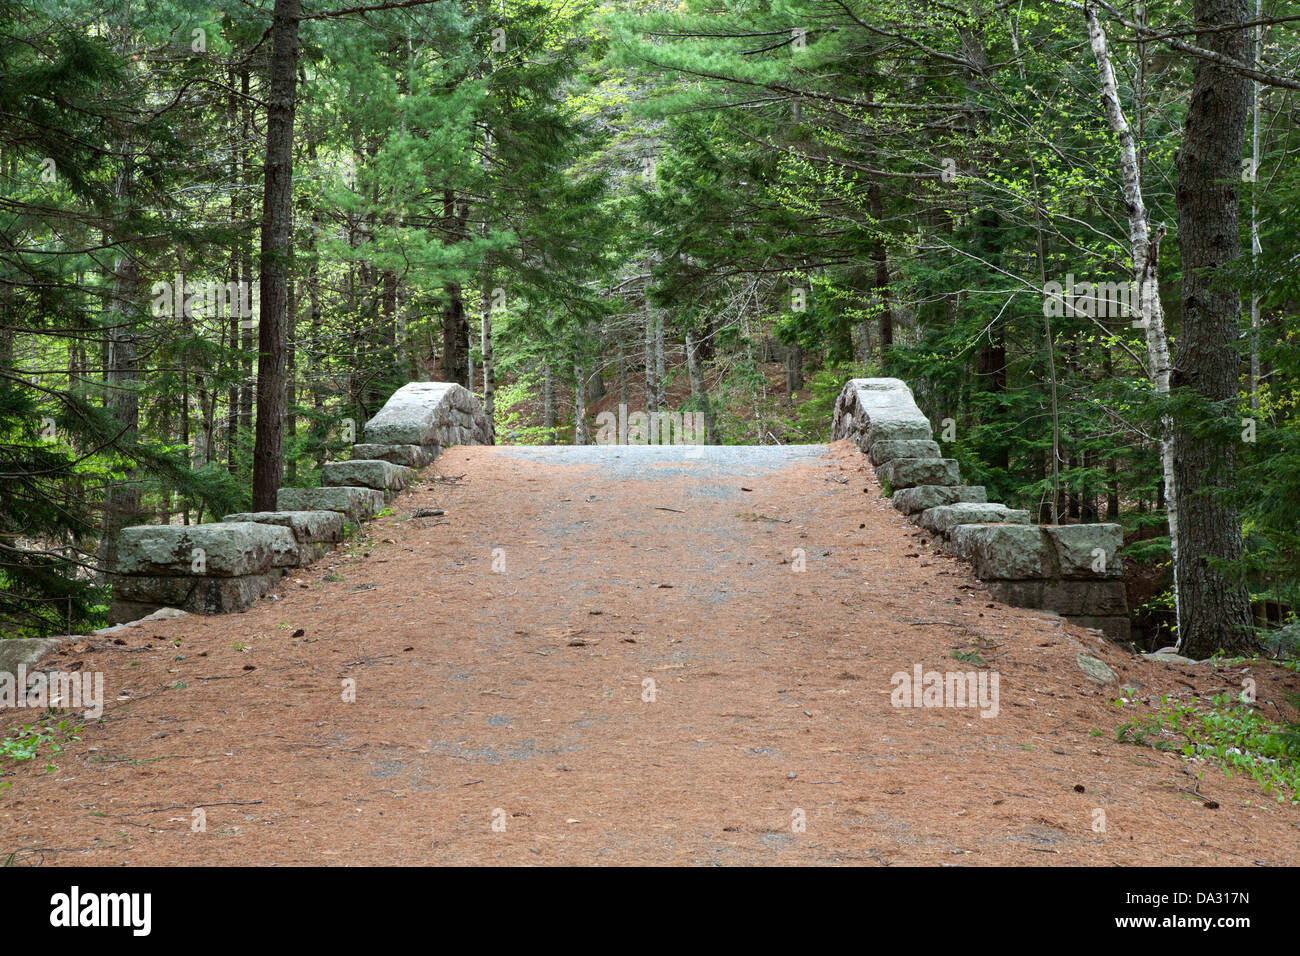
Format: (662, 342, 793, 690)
(108, 382, 493, 624)
(9, 377, 1295, 867)
(109, 377, 1128, 641)
(833, 379, 1129, 640)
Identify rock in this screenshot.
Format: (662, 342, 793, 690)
(321, 459, 412, 492)
(351, 443, 434, 468)
(986, 580, 1128, 617)
(891, 485, 988, 515)
(363, 382, 492, 447)
(831, 378, 933, 451)
(223, 510, 344, 544)
(184, 572, 284, 614)
(276, 486, 385, 523)
(1048, 580, 1128, 616)
(111, 574, 207, 604)
(1066, 615, 1131, 642)
(868, 439, 942, 466)
(0, 637, 63, 672)
(876, 458, 961, 490)
(1142, 650, 1198, 664)
(1077, 651, 1119, 685)
(917, 502, 1030, 537)
(983, 580, 1044, 609)
(1041, 524, 1124, 579)
(93, 607, 188, 634)
(982, 580, 1128, 624)
(1046, 580, 1128, 616)
(292, 543, 330, 565)
(105, 600, 170, 625)
(363, 381, 457, 445)
(948, 523, 1051, 579)
(109, 571, 284, 617)
(113, 522, 298, 577)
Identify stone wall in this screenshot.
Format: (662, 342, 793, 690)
(834, 378, 1130, 640)
(360, 382, 492, 454)
(108, 381, 492, 623)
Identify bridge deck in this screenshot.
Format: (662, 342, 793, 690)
(2, 442, 1290, 865)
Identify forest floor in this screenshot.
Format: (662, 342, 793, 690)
(3, 440, 1298, 865)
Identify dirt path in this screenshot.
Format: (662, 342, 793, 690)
(3, 441, 1297, 865)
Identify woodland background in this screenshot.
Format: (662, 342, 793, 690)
(3, 0, 1299, 664)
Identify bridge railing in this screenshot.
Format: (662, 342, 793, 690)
(836, 378, 1130, 641)
(107, 382, 491, 624)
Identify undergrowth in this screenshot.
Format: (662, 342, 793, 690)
(1116, 692, 1300, 804)
(0, 710, 82, 787)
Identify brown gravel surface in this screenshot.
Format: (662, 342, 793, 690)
(3, 440, 1297, 865)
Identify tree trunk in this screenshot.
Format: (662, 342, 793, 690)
(251, 0, 301, 511)
(382, 269, 398, 352)
(441, 280, 468, 385)
(226, 63, 242, 476)
(285, 278, 298, 487)
(98, 177, 139, 575)
(396, 282, 412, 379)
(440, 189, 470, 386)
(587, 366, 605, 406)
(1087, 4, 1182, 635)
(869, 180, 893, 355)
(573, 359, 588, 445)
(180, 281, 191, 524)
(98, 80, 140, 572)
(481, 280, 495, 428)
(618, 337, 628, 406)
(237, 66, 254, 475)
(1170, 0, 1256, 657)
(685, 326, 717, 444)
(542, 361, 556, 445)
(654, 308, 666, 411)
(306, 206, 325, 471)
(785, 343, 804, 396)
(852, 320, 872, 365)
(1107, 456, 1120, 522)
(644, 297, 658, 413)
(1249, 0, 1262, 411)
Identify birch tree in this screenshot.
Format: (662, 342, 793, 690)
(1085, 5, 1182, 640)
